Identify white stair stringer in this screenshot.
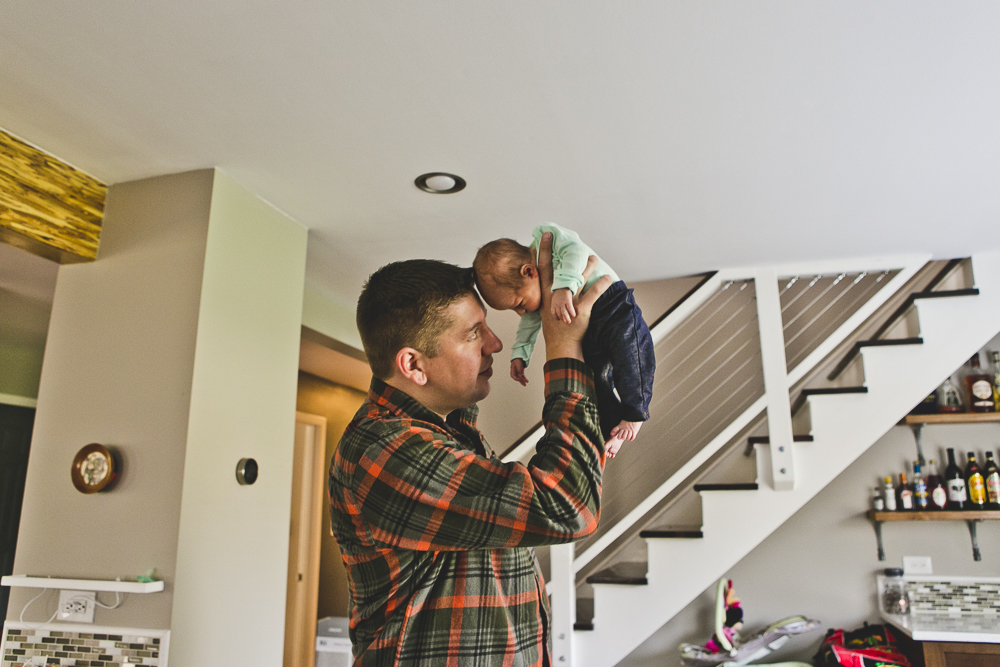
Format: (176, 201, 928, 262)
(573, 251, 1000, 667)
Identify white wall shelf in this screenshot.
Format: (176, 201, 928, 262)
(1, 575, 164, 593)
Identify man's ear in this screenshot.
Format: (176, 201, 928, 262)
(521, 263, 537, 279)
(395, 347, 429, 386)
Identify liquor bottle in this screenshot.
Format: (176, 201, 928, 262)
(883, 476, 897, 511)
(911, 391, 938, 415)
(897, 472, 914, 511)
(965, 354, 996, 412)
(945, 448, 967, 510)
(992, 351, 1000, 411)
(912, 461, 928, 510)
(983, 451, 1000, 509)
(966, 452, 987, 509)
(938, 377, 963, 413)
(926, 459, 947, 510)
(872, 487, 885, 511)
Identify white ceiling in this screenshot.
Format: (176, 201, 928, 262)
(2, 2, 1000, 310)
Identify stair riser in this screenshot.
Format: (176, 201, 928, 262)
(914, 298, 1000, 354)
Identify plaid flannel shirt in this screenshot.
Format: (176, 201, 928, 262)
(329, 358, 604, 666)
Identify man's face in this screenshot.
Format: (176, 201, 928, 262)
(421, 294, 504, 415)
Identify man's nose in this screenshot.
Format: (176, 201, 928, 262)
(483, 325, 503, 354)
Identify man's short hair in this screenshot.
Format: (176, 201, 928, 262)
(472, 238, 533, 292)
(357, 259, 477, 379)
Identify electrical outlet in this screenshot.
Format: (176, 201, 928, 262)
(57, 589, 95, 623)
(903, 556, 933, 575)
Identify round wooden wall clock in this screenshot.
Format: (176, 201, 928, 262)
(71, 443, 118, 493)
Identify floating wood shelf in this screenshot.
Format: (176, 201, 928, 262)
(903, 413, 1000, 425)
(867, 510, 1000, 562)
(869, 510, 1000, 521)
(0, 574, 163, 593)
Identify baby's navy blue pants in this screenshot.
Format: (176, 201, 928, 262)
(582, 280, 656, 439)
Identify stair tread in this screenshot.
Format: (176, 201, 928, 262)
(912, 288, 980, 300)
(857, 337, 923, 348)
(693, 482, 759, 491)
(586, 574, 649, 585)
(585, 562, 647, 586)
(801, 386, 868, 396)
(747, 435, 814, 444)
(640, 529, 704, 538)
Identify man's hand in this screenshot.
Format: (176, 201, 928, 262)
(551, 289, 577, 323)
(510, 359, 529, 387)
(537, 232, 611, 362)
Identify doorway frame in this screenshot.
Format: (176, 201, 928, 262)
(284, 411, 328, 667)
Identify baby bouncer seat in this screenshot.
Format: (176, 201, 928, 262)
(679, 578, 821, 667)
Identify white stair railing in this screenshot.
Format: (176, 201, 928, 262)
(538, 253, 931, 664)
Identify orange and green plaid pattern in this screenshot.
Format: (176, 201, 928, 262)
(329, 358, 604, 666)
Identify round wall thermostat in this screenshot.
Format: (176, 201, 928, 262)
(236, 458, 258, 485)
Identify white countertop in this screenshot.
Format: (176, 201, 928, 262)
(882, 612, 1000, 643)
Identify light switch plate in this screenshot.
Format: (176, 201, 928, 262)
(903, 556, 933, 575)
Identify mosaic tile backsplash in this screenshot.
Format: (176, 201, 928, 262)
(2, 626, 163, 667)
(905, 580, 1000, 616)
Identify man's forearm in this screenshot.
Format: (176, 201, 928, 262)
(544, 341, 584, 363)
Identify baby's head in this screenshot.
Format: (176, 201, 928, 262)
(473, 238, 541, 316)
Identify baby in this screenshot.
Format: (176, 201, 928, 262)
(473, 222, 655, 456)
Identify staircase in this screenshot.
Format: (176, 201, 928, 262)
(535, 252, 1000, 667)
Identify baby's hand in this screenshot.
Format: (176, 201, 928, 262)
(510, 359, 529, 387)
(551, 288, 577, 323)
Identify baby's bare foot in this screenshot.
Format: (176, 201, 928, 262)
(605, 435, 624, 458)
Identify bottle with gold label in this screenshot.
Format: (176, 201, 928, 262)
(991, 351, 1000, 411)
(966, 452, 986, 509)
(984, 451, 1000, 509)
(965, 354, 995, 412)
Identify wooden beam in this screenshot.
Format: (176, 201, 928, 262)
(0, 127, 106, 263)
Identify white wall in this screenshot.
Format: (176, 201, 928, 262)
(621, 422, 1000, 666)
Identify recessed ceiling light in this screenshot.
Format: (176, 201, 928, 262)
(415, 172, 466, 194)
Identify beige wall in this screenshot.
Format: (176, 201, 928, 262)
(9, 169, 309, 666)
(0, 343, 45, 399)
(296, 371, 368, 619)
(621, 421, 1000, 666)
(0, 243, 58, 401)
(10, 169, 215, 629)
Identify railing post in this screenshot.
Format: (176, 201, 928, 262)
(550, 542, 575, 665)
(754, 268, 795, 491)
